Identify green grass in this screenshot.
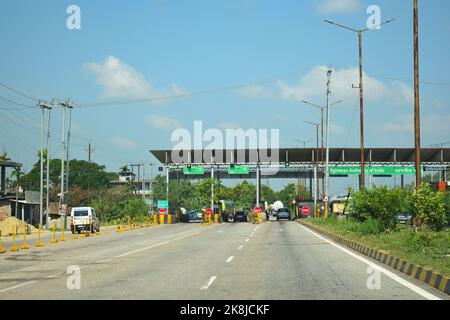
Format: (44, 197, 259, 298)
(303, 217, 450, 277)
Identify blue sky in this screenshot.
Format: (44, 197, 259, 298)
(1, 0, 449, 193)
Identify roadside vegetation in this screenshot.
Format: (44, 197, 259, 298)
(305, 183, 450, 276)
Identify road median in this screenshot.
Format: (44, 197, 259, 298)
(298, 219, 450, 296)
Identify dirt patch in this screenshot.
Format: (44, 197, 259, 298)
(0, 217, 38, 236)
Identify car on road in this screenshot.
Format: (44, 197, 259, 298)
(276, 208, 291, 221)
(234, 211, 248, 223)
(396, 213, 413, 225)
(70, 207, 100, 234)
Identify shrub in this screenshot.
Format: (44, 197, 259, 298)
(350, 186, 411, 230)
(355, 218, 384, 235)
(413, 184, 447, 231)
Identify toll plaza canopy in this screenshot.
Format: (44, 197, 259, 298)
(150, 147, 450, 179)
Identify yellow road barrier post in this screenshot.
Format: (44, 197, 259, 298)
(35, 224, 44, 247)
(60, 218, 67, 242)
(0, 231, 6, 253)
(167, 214, 172, 225)
(10, 226, 19, 251)
(89, 220, 94, 237)
(153, 214, 157, 226)
(214, 214, 219, 224)
(50, 221, 59, 243)
(20, 224, 30, 249)
(144, 216, 148, 228)
(257, 212, 262, 224)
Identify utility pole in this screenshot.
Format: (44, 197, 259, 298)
(46, 103, 52, 228)
(85, 142, 94, 201)
(39, 100, 51, 228)
(324, 18, 395, 190)
(65, 104, 73, 205)
(59, 102, 66, 211)
(414, 0, 421, 187)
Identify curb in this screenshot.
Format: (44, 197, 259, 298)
(298, 220, 450, 296)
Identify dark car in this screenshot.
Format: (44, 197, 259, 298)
(277, 208, 291, 221)
(234, 211, 248, 223)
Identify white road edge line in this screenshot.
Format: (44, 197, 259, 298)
(115, 232, 200, 258)
(238, 245, 244, 250)
(300, 225, 441, 300)
(226, 256, 234, 263)
(200, 276, 217, 290)
(0, 281, 37, 294)
(245, 239, 250, 242)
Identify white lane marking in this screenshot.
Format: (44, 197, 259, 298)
(226, 256, 234, 263)
(200, 276, 217, 290)
(245, 239, 250, 242)
(279, 229, 283, 231)
(238, 245, 244, 250)
(115, 232, 200, 258)
(300, 225, 441, 300)
(0, 281, 37, 294)
(250, 234, 254, 237)
(97, 258, 113, 264)
(46, 272, 63, 279)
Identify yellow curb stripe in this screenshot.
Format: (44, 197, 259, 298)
(429, 273, 438, 288)
(438, 277, 448, 292)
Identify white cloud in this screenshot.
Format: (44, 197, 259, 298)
(238, 84, 273, 98)
(278, 65, 413, 107)
(314, 0, 362, 14)
(110, 137, 137, 149)
(84, 56, 188, 100)
(382, 113, 450, 140)
(146, 114, 182, 130)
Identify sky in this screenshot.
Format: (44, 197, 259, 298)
(0, 0, 449, 194)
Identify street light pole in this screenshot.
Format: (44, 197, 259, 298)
(305, 121, 320, 218)
(324, 18, 395, 190)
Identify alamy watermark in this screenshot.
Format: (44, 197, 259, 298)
(66, 265, 81, 290)
(66, 5, 81, 30)
(171, 121, 281, 175)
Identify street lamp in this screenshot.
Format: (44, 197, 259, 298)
(305, 120, 320, 218)
(324, 18, 395, 190)
(301, 99, 343, 218)
(292, 138, 313, 149)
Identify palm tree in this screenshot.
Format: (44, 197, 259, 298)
(0, 150, 11, 161)
(120, 165, 130, 173)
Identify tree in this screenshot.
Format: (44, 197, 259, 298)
(276, 183, 296, 207)
(22, 158, 113, 191)
(413, 183, 447, 231)
(0, 150, 11, 161)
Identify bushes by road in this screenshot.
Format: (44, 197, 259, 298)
(349, 183, 448, 232)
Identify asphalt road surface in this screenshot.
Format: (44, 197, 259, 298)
(0, 220, 447, 300)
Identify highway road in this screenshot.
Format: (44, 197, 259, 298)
(0, 220, 447, 300)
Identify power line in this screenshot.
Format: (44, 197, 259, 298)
(0, 95, 37, 108)
(0, 82, 39, 101)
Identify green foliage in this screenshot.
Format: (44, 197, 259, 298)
(307, 218, 450, 276)
(350, 186, 411, 230)
(90, 186, 149, 222)
(276, 183, 296, 207)
(413, 183, 447, 231)
(22, 158, 114, 191)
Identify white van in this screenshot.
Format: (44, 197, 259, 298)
(70, 207, 100, 234)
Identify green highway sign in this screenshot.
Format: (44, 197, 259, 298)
(228, 165, 250, 175)
(329, 166, 416, 176)
(157, 200, 169, 210)
(183, 165, 205, 175)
